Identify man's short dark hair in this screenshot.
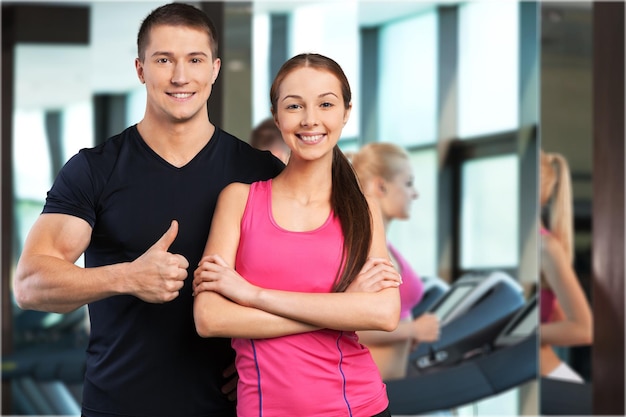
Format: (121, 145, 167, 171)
(137, 2, 219, 61)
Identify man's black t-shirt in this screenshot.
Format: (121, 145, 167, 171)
(43, 125, 284, 417)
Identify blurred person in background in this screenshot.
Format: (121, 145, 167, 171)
(250, 117, 290, 164)
(539, 149, 593, 383)
(351, 142, 440, 381)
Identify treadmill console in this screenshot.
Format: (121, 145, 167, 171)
(410, 271, 525, 373)
(430, 271, 522, 326)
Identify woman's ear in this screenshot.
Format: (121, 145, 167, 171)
(343, 102, 353, 125)
(272, 109, 280, 128)
(376, 176, 387, 193)
(367, 176, 386, 197)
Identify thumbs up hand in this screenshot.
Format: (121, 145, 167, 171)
(127, 220, 190, 303)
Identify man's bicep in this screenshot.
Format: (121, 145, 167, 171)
(23, 213, 92, 264)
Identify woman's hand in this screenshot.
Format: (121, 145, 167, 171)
(193, 254, 259, 306)
(345, 257, 401, 293)
(410, 313, 440, 350)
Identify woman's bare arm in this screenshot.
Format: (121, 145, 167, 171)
(540, 233, 593, 346)
(194, 191, 400, 334)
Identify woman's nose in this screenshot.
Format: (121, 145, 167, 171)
(300, 108, 318, 127)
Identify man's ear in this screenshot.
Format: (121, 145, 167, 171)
(210, 58, 222, 84)
(135, 58, 145, 84)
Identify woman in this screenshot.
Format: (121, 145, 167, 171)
(539, 149, 593, 382)
(193, 53, 401, 417)
(351, 143, 440, 380)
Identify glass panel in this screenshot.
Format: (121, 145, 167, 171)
(252, 12, 271, 125)
(378, 12, 438, 146)
(13, 44, 93, 257)
(13, 109, 51, 201)
(127, 87, 147, 126)
(387, 148, 437, 277)
(62, 101, 94, 160)
(461, 154, 519, 268)
(458, 1, 519, 138)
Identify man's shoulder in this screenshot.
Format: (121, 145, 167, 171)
(214, 127, 241, 142)
(63, 126, 138, 177)
(214, 127, 278, 160)
(213, 127, 285, 178)
(83, 125, 137, 154)
(214, 128, 254, 151)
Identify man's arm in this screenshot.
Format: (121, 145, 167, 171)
(14, 213, 189, 313)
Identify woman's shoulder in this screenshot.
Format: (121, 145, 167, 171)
(220, 180, 274, 205)
(214, 183, 254, 224)
(220, 182, 252, 200)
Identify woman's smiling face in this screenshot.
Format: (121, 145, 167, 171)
(273, 67, 351, 161)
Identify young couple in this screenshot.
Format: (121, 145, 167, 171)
(15, 3, 402, 416)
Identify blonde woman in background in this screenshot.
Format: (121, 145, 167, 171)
(351, 142, 440, 380)
(539, 150, 593, 383)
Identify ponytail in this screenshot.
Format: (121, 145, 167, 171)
(331, 146, 372, 292)
(544, 152, 574, 263)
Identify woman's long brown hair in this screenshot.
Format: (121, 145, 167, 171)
(270, 53, 372, 292)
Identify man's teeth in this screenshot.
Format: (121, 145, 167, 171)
(171, 93, 193, 99)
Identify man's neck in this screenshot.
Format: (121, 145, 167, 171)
(137, 116, 215, 168)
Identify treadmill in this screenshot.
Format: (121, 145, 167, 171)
(386, 293, 538, 414)
(409, 271, 526, 374)
(3, 307, 88, 415)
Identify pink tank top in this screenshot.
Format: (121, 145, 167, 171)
(540, 226, 557, 323)
(387, 244, 424, 320)
(232, 180, 388, 417)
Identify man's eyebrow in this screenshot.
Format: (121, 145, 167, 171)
(150, 51, 209, 58)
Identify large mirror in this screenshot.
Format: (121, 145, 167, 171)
(539, 2, 594, 414)
(2, 1, 541, 415)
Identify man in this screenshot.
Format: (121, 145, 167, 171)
(13, 3, 283, 417)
